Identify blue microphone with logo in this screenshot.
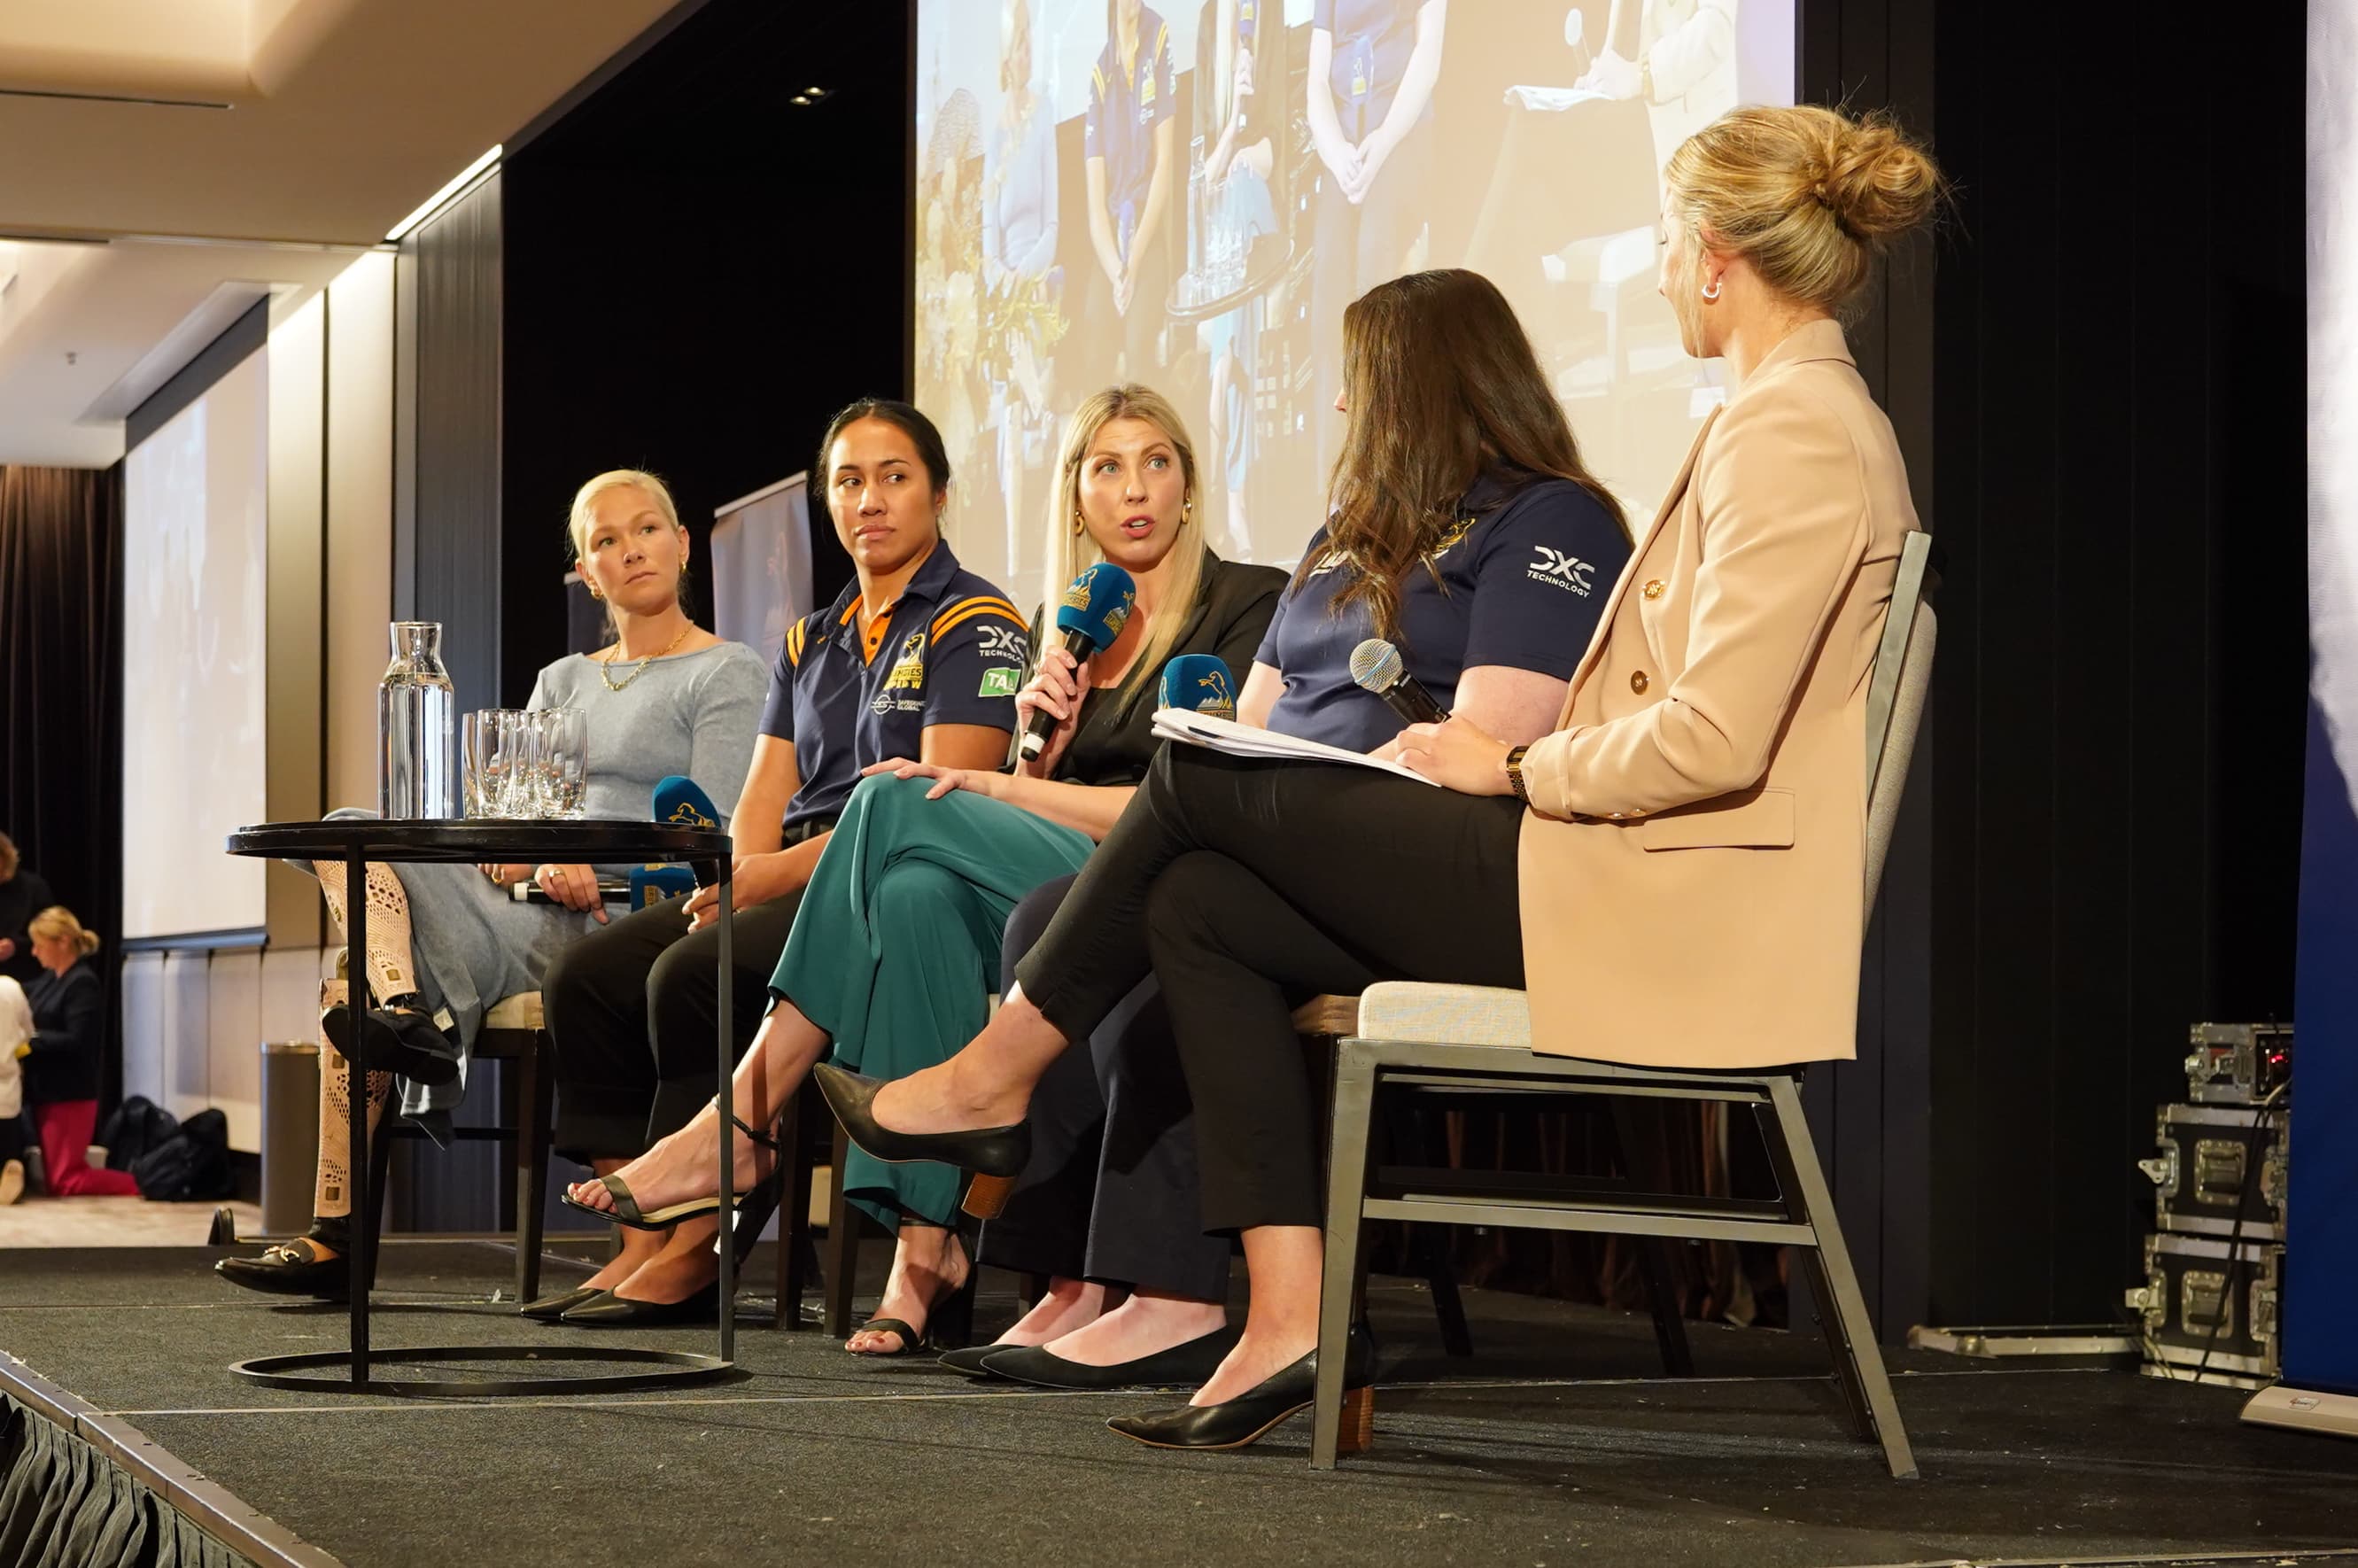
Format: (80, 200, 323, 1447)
(1158, 654, 1237, 720)
(633, 774, 723, 910)
(1020, 562, 1137, 761)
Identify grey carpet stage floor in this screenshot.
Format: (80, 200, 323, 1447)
(4, 1241, 2356, 1568)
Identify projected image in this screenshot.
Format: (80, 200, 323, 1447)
(916, 0, 1792, 597)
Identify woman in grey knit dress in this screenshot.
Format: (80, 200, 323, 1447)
(216, 470, 766, 1298)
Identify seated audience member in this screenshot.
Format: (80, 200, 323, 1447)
(0, 832, 55, 988)
(822, 103, 1945, 1452)
(216, 469, 765, 1298)
(542, 400, 1027, 1327)
(568, 385, 1283, 1354)
(19, 906, 136, 1198)
(572, 268, 1633, 1370)
(0, 970, 31, 1205)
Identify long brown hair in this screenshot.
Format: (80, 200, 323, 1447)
(1309, 268, 1628, 640)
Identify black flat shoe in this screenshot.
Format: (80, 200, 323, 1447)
(811, 1063, 1031, 1218)
(1106, 1331, 1375, 1454)
(936, 1343, 1014, 1378)
(214, 1236, 352, 1300)
(322, 1003, 460, 1086)
(981, 1325, 1242, 1391)
(560, 1280, 722, 1328)
(519, 1285, 601, 1321)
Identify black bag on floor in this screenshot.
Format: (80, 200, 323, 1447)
(95, 1095, 177, 1171)
(131, 1107, 232, 1202)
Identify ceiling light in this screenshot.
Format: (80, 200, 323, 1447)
(385, 144, 503, 243)
(791, 95, 811, 105)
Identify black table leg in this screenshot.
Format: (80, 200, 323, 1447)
(345, 850, 371, 1388)
(717, 858, 734, 1366)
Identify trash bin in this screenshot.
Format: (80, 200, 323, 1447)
(260, 1040, 321, 1236)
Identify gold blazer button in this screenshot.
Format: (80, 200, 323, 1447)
(1630, 670, 1650, 695)
(1642, 578, 1666, 599)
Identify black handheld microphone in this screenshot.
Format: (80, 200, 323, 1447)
(1020, 561, 1137, 761)
(1349, 639, 1448, 726)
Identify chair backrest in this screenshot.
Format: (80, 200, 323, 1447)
(1861, 531, 1940, 914)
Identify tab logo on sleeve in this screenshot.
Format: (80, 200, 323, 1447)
(1527, 547, 1597, 595)
(979, 667, 1022, 697)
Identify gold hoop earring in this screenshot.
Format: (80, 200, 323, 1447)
(587, 585, 605, 602)
(1183, 497, 1194, 524)
(1073, 508, 1086, 537)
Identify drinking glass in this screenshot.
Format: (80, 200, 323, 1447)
(531, 708, 590, 819)
(464, 709, 532, 819)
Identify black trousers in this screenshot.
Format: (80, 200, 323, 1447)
(974, 874, 1234, 1300)
(543, 889, 806, 1163)
(1015, 743, 1527, 1233)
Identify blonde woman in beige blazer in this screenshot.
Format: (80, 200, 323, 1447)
(818, 103, 1944, 1455)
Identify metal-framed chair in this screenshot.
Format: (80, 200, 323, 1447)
(1307, 529, 1941, 1477)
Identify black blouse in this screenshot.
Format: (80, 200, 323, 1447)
(1014, 553, 1287, 788)
(24, 959, 104, 1105)
(0, 867, 55, 986)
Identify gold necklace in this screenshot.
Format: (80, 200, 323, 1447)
(600, 622, 694, 691)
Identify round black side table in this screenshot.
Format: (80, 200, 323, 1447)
(224, 819, 741, 1394)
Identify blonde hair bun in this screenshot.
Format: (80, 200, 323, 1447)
(1813, 112, 1943, 245)
(28, 905, 100, 958)
(1667, 104, 1944, 314)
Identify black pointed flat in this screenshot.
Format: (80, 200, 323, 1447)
(981, 1324, 1241, 1391)
(936, 1343, 1013, 1378)
(518, 1285, 602, 1321)
(560, 1280, 721, 1328)
(811, 1063, 1031, 1218)
(322, 1003, 460, 1086)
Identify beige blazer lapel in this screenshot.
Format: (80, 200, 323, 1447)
(1563, 406, 1719, 716)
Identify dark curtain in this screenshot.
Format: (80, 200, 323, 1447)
(0, 1393, 253, 1567)
(0, 464, 127, 1109)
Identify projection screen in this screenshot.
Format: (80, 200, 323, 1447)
(914, 0, 1793, 608)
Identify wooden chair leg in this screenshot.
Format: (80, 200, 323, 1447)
(1606, 1096, 1697, 1378)
(778, 1088, 818, 1330)
(824, 1120, 858, 1339)
(514, 1040, 552, 1305)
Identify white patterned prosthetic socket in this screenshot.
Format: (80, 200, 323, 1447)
(311, 976, 393, 1223)
(309, 859, 422, 1007)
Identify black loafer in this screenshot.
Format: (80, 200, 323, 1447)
(323, 1004, 461, 1086)
(981, 1325, 1241, 1391)
(560, 1280, 721, 1327)
(214, 1238, 352, 1300)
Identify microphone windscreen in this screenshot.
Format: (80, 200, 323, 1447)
(652, 774, 721, 831)
(1158, 655, 1237, 719)
(1051, 562, 1138, 654)
(1348, 638, 1406, 695)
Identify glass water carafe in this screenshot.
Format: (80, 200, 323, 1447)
(378, 622, 457, 819)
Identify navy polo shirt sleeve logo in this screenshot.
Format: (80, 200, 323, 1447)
(1527, 546, 1598, 595)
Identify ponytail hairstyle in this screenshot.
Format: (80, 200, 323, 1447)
(29, 905, 100, 959)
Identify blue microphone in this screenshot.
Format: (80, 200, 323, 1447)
(634, 775, 723, 910)
(1020, 562, 1137, 760)
(1158, 655, 1237, 720)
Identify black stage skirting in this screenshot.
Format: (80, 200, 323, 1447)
(5, 1240, 2358, 1568)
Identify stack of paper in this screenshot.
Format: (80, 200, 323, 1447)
(1150, 709, 1437, 787)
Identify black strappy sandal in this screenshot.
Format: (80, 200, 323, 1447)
(849, 1233, 977, 1357)
(560, 1104, 781, 1232)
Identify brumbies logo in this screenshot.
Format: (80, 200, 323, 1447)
(1060, 580, 1093, 612)
(1191, 667, 1236, 719)
(1527, 547, 1596, 595)
(882, 630, 928, 692)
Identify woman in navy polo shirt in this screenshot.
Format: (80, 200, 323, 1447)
(540, 400, 1025, 1327)
(1083, 0, 1179, 384)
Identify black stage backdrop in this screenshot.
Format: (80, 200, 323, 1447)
(497, 0, 907, 703)
(0, 465, 127, 1108)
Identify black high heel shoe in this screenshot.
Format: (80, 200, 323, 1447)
(811, 1064, 1031, 1219)
(559, 1104, 781, 1231)
(322, 1002, 460, 1087)
(1105, 1329, 1376, 1454)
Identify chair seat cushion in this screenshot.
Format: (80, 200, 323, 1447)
(483, 992, 545, 1032)
(1355, 983, 1532, 1049)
